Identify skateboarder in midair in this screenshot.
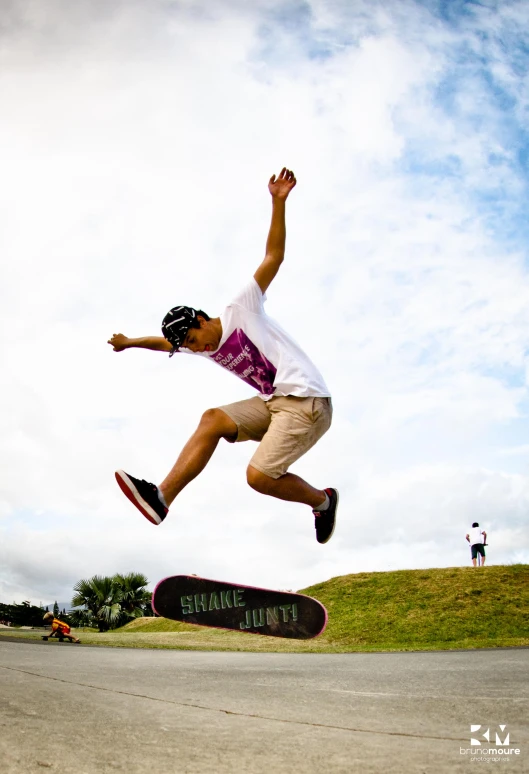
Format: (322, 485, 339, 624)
(108, 168, 338, 544)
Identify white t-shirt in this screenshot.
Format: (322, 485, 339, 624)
(468, 527, 484, 545)
(183, 279, 330, 400)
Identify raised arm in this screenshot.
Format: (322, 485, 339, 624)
(254, 167, 297, 294)
(108, 333, 172, 353)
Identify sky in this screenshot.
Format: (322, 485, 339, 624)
(1, 0, 529, 605)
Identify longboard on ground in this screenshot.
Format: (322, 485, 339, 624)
(152, 575, 327, 639)
(41, 636, 81, 643)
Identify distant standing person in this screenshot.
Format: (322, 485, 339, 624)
(465, 522, 487, 567)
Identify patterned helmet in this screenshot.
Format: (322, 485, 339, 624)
(161, 306, 198, 354)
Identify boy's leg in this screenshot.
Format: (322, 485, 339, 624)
(246, 467, 338, 546)
(245, 396, 337, 543)
(116, 398, 266, 524)
(245, 396, 332, 504)
(246, 466, 325, 508)
(159, 409, 238, 506)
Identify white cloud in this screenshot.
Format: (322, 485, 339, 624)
(1, 0, 528, 603)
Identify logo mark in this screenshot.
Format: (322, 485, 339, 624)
(470, 725, 510, 746)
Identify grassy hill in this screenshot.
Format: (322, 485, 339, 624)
(301, 564, 528, 651)
(2, 565, 527, 652)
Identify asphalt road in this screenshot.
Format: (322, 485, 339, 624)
(1, 640, 527, 773)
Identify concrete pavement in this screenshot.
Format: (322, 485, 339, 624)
(1, 640, 527, 773)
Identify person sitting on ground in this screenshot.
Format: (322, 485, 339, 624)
(43, 612, 81, 642)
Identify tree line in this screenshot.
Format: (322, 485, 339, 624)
(1, 572, 152, 631)
(0, 600, 48, 627)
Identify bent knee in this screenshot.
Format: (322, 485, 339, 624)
(246, 465, 272, 492)
(246, 465, 260, 490)
(199, 408, 224, 426)
(199, 408, 237, 440)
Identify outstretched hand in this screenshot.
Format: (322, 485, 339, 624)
(108, 333, 130, 351)
(268, 167, 296, 200)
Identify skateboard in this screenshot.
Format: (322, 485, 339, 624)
(152, 575, 327, 639)
(41, 636, 81, 643)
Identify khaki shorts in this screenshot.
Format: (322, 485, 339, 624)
(218, 395, 333, 479)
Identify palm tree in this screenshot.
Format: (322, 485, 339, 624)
(71, 573, 151, 631)
(113, 572, 151, 622)
(71, 575, 122, 632)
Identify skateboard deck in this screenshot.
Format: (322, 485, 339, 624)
(152, 575, 327, 639)
(41, 636, 81, 643)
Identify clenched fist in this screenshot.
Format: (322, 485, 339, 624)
(108, 333, 130, 351)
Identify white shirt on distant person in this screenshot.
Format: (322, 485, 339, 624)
(468, 527, 484, 546)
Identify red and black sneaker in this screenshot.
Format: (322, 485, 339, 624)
(115, 470, 168, 525)
(313, 488, 339, 544)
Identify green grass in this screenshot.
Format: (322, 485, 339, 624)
(2, 565, 527, 653)
(302, 563, 529, 651)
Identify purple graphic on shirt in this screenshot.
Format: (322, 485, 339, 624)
(211, 329, 276, 395)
